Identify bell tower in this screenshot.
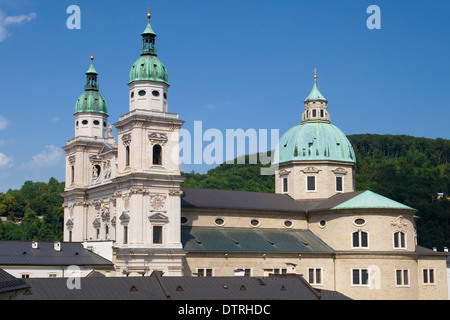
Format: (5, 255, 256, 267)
(111, 10, 186, 277)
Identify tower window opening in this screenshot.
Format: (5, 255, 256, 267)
(312, 109, 317, 117)
(93, 120, 100, 125)
(126, 146, 130, 167)
(82, 120, 88, 125)
(320, 109, 324, 117)
(153, 144, 162, 165)
(153, 225, 163, 244)
(71, 166, 75, 184)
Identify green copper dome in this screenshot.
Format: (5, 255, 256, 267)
(273, 122, 356, 165)
(129, 55, 169, 84)
(129, 16, 169, 85)
(74, 58, 108, 115)
(75, 90, 108, 115)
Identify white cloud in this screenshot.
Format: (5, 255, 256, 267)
(21, 145, 64, 169)
(0, 11, 36, 42)
(0, 116, 8, 130)
(0, 152, 13, 169)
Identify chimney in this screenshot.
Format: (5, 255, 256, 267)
(32, 241, 38, 249)
(54, 242, 61, 252)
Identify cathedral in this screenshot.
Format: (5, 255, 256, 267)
(61, 12, 448, 300)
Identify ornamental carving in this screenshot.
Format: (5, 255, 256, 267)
(122, 134, 131, 146)
(68, 155, 76, 166)
(278, 169, 290, 176)
(149, 132, 168, 145)
(391, 216, 408, 229)
(169, 189, 183, 196)
(301, 167, 321, 174)
(332, 167, 348, 175)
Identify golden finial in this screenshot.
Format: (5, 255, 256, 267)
(147, 7, 151, 20)
(90, 51, 94, 61)
(314, 68, 317, 82)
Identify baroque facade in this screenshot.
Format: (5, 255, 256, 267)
(61, 13, 448, 300)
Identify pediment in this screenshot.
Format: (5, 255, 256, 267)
(148, 213, 169, 222)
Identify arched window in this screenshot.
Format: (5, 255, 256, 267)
(153, 144, 162, 165)
(393, 231, 406, 249)
(352, 230, 368, 248)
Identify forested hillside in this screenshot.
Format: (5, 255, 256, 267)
(0, 134, 449, 251)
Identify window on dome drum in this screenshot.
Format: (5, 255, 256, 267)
(319, 220, 327, 228)
(152, 90, 160, 97)
(163, 92, 167, 99)
(307, 176, 316, 191)
(336, 176, 343, 192)
(250, 219, 260, 227)
(82, 120, 88, 125)
(396, 269, 409, 287)
(153, 144, 162, 165)
(308, 268, 323, 285)
(393, 231, 406, 249)
(283, 177, 288, 193)
(352, 230, 368, 248)
(423, 269, 435, 284)
(93, 120, 100, 125)
(312, 109, 317, 117)
(352, 269, 369, 286)
(153, 225, 163, 244)
(181, 217, 188, 224)
(131, 92, 134, 98)
(138, 90, 146, 96)
(320, 109, 324, 117)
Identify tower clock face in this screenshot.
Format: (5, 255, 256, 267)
(151, 196, 165, 211)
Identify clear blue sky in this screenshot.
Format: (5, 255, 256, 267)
(0, 0, 449, 192)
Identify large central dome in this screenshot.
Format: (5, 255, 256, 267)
(273, 73, 356, 165)
(273, 122, 356, 164)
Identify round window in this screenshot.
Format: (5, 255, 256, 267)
(284, 220, 293, 228)
(181, 217, 188, 224)
(152, 90, 160, 97)
(93, 120, 100, 125)
(319, 220, 327, 228)
(82, 120, 88, 125)
(76, 121, 79, 126)
(250, 219, 260, 227)
(354, 218, 366, 226)
(130, 92, 134, 98)
(215, 218, 224, 226)
(138, 90, 146, 96)
(163, 92, 167, 99)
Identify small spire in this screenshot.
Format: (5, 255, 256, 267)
(90, 50, 94, 61)
(147, 7, 151, 20)
(314, 68, 317, 82)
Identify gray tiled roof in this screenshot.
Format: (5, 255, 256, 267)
(0, 268, 30, 295)
(181, 226, 335, 254)
(0, 241, 113, 267)
(15, 271, 351, 300)
(181, 188, 306, 212)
